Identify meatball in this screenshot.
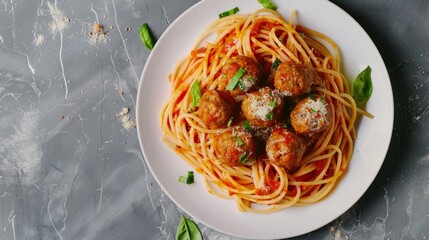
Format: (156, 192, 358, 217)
(197, 90, 236, 129)
(273, 62, 317, 97)
(241, 87, 284, 128)
(290, 95, 331, 135)
(220, 55, 262, 97)
(265, 128, 306, 170)
(213, 126, 257, 165)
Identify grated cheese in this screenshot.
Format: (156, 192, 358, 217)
(303, 98, 328, 116)
(240, 77, 254, 91)
(298, 97, 329, 131)
(248, 89, 282, 120)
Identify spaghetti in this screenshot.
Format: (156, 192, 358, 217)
(161, 8, 372, 213)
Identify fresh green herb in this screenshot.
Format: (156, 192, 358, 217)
(257, 0, 277, 10)
(243, 120, 252, 132)
(190, 80, 202, 110)
(176, 215, 202, 240)
(351, 66, 373, 106)
(179, 171, 194, 184)
(219, 7, 240, 18)
(308, 93, 316, 100)
(237, 79, 246, 91)
(139, 23, 156, 50)
(225, 68, 246, 91)
(234, 136, 245, 146)
(239, 153, 249, 164)
(187, 171, 194, 184)
(227, 117, 233, 127)
(284, 118, 291, 128)
(178, 176, 187, 183)
(237, 77, 254, 91)
(269, 99, 277, 108)
(272, 58, 281, 70)
(265, 112, 274, 120)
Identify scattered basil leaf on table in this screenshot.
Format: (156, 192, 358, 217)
(257, 0, 277, 10)
(219, 6, 240, 18)
(176, 215, 203, 240)
(351, 66, 373, 107)
(190, 80, 202, 111)
(139, 23, 156, 50)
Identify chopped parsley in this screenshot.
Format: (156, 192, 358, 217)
(239, 153, 249, 164)
(243, 120, 252, 132)
(257, 0, 277, 10)
(225, 68, 246, 91)
(265, 112, 274, 120)
(271, 58, 281, 70)
(179, 171, 194, 184)
(269, 99, 277, 108)
(227, 117, 233, 127)
(234, 136, 245, 146)
(219, 7, 240, 18)
(190, 80, 202, 111)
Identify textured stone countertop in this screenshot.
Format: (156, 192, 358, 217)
(0, 0, 428, 239)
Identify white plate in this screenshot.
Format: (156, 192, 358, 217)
(136, 0, 394, 239)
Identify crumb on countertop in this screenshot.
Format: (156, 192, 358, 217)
(334, 229, 342, 240)
(89, 22, 108, 44)
(117, 107, 136, 130)
(93, 22, 102, 33)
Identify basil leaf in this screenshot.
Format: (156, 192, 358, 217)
(176, 215, 202, 240)
(351, 66, 373, 106)
(219, 7, 240, 18)
(225, 68, 246, 91)
(257, 0, 277, 10)
(139, 23, 156, 50)
(190, 80, 202, 110)
(265, 112, 274, 120)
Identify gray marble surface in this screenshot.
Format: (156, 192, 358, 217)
(0, 0, 428, 239)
